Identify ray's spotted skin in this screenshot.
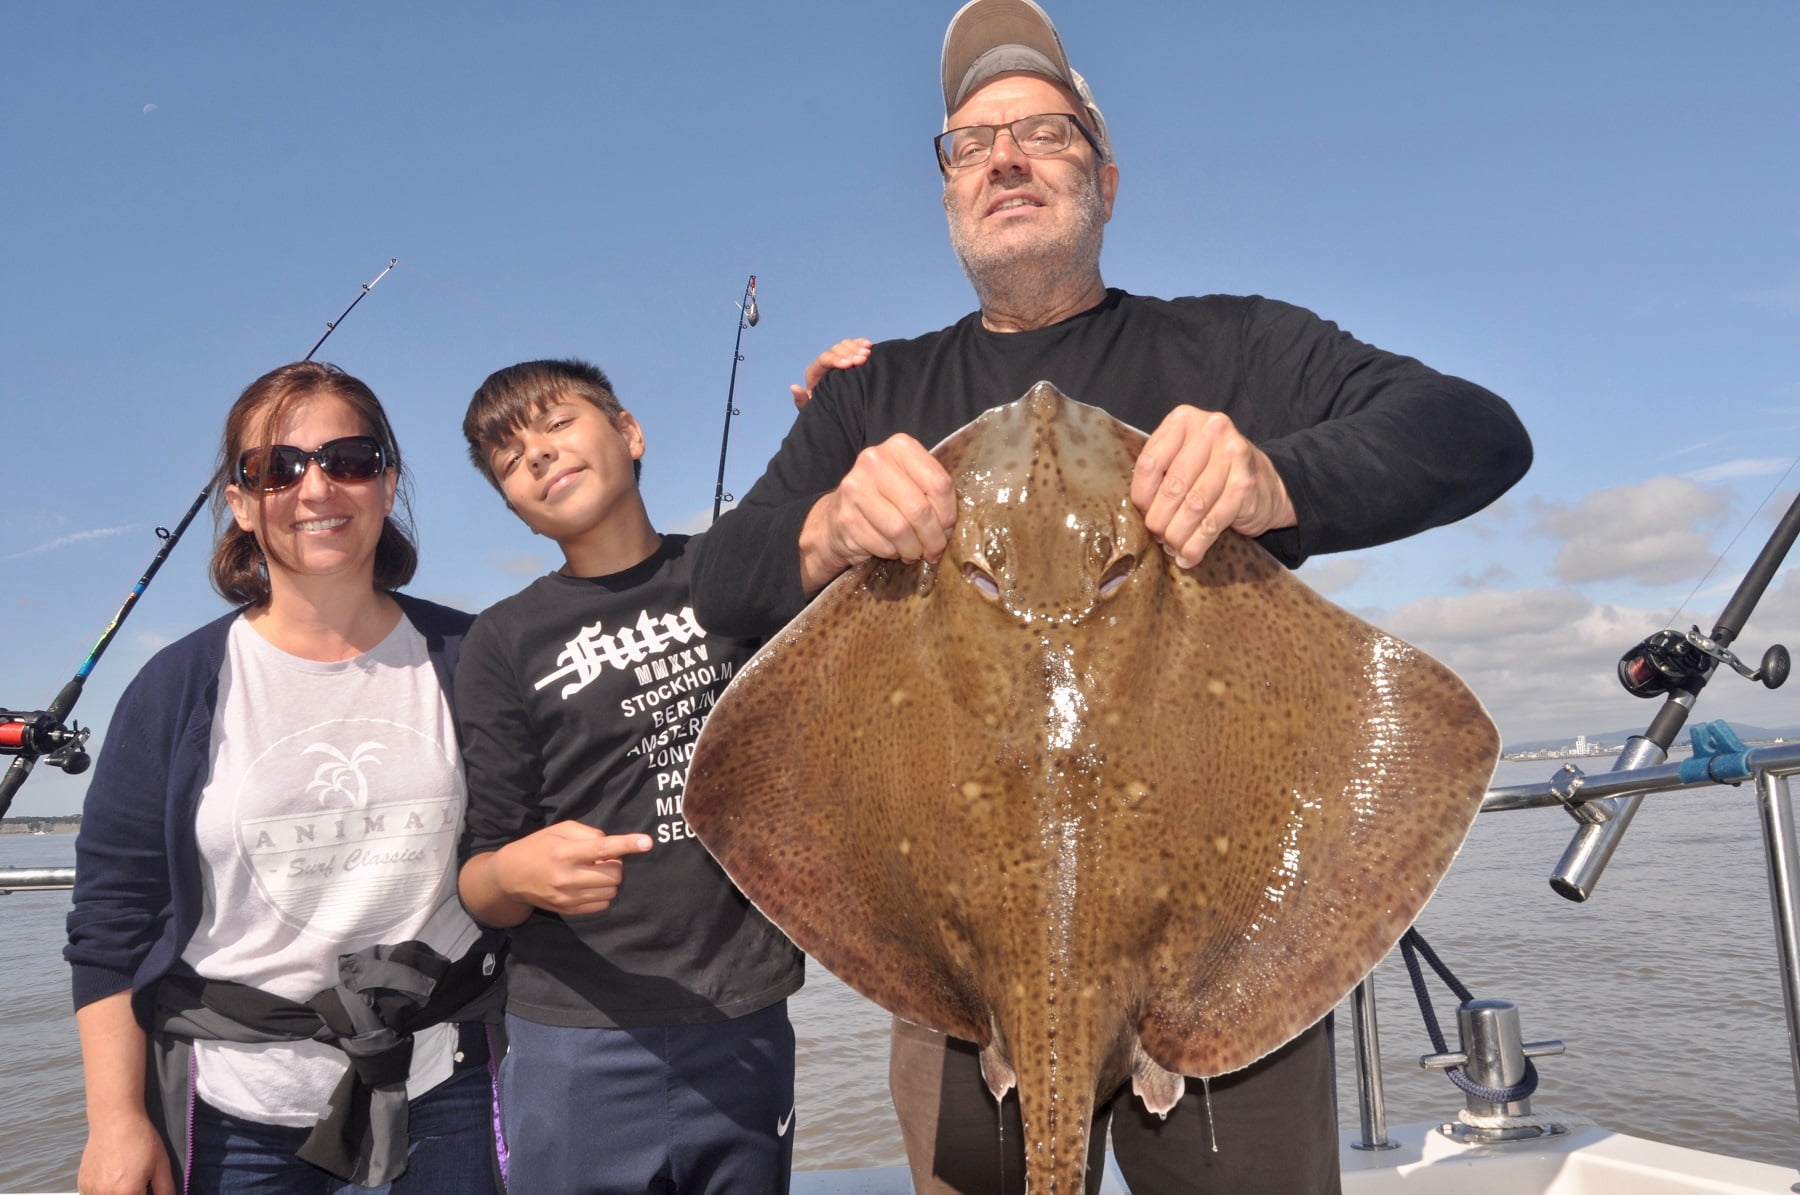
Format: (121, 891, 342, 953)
(685, 384, 1499, 1193)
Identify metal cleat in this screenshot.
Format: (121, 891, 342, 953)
(1420, 998, 1567, 1143)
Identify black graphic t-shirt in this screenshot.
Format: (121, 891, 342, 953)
(456, 534, 802, 1027)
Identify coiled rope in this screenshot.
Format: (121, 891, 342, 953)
(1399, 928, 1539, 1105)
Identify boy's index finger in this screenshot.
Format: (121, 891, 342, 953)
(590, 833, 655, 861)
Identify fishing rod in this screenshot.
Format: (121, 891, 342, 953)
(1549, 486, 1797, 901)
(711, 274, 759, 523)
(0, 258, 398, 819)
(306, 258, 396, 362)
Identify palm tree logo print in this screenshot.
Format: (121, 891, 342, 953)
(304, 741, 386, 809)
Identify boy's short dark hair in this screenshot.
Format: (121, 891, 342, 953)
(463, 358, 641, 490)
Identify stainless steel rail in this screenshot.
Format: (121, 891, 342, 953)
(0, 865, 74, 892)
(1349, 977, 1395, 1150)
(1481, 742, 1800, 813)
(1755, 766, 1800, 1167)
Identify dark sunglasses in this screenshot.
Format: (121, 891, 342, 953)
(234, 435, 389, 492)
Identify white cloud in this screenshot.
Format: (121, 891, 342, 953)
(1382, 586, 1594, 644)
(1756, 489, 1799, 526)
(0, 526, 136, 562)
(1367, 567, 1800, 745)
(1686, 458, 1793, 484)
(1295, 557, 1367, 595)
(1373, 587, 1666, 742)
(1533, 477, 1725, 585)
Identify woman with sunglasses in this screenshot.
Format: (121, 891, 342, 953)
(66, 361, 500, 1195)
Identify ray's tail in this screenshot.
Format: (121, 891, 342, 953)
(984, 969, 1118, 1193)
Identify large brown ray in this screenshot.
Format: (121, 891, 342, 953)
(685, 382, 1497, 1192)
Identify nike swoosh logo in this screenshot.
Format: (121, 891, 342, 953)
(777, 1105, 795, 1136)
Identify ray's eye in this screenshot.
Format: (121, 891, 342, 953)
(984, 535, 1008, 571)
(963, 562, 1001, 600)
(1098, 553, 1136, 597)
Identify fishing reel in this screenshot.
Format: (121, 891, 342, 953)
(1617, 627, 1790, 699)
(0, 708, 91, 775)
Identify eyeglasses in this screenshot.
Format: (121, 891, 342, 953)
(934, 112, 1101, 171)
(234, 435, 388, 492)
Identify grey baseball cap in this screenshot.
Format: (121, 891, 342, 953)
(940, 0, 1112, 161)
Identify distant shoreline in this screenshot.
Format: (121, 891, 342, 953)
(1502, 734, 1789, 763)
(0, 820, 79, 835)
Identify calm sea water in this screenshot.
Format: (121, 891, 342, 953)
(6, 754, 1799, 1190)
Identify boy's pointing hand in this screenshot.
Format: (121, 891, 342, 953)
(492, 821, 654, 918)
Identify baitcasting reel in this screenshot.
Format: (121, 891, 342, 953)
(1618, 627, 1790, 699)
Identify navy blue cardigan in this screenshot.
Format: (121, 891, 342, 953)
(64, 593, 474, 1027)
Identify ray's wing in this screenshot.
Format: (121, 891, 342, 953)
(685, 568, 993, 1043)
(1113, 533, 1497, 1077)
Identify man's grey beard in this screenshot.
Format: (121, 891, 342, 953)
(947, 165, 1108, 318)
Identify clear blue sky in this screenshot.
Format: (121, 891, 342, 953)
(4, 1, 1796, 816)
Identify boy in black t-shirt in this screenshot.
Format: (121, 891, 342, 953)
(454, 359, 803, 1194)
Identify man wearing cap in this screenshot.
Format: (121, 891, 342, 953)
(694, 1, 1530, 1192)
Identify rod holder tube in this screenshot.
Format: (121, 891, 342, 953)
(1549, 734, 1670, 901)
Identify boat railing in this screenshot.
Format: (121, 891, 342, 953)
(1350, 737, 1800, 1178)
(0, 864, 73, 893)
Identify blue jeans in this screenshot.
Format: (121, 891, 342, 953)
(187, 1062, 500, 1195)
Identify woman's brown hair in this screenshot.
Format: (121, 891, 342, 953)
(209, 361, 418, 605)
